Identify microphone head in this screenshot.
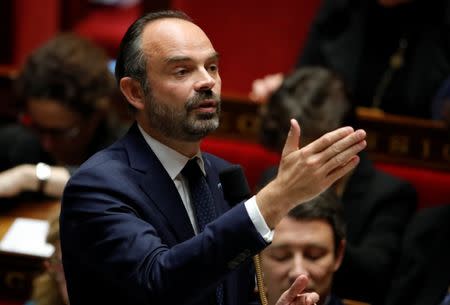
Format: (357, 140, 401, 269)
(219, 165, 251, 204)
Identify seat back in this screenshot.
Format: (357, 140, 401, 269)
(202, 137, 450, 209)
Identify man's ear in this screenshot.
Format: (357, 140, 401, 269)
(333, 239, 346, 271)
(119, 77, 146, 110)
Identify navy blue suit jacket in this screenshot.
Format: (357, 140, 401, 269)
(60, 123, 267, 305)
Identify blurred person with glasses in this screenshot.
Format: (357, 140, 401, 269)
(0, 34, 124, 200)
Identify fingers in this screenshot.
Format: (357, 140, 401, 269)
(305, 127, 355, 154)
(295, 293, 320, 305)
(249, 73, 284, 103)
(276, 275, 308, 305)
(285, 274, 308, 301)
(326, 155, 360, 183)
(302, 128, 366, 170)
(319, 130, 366, 175)
(281, 119, 301, 158)
(275, 275, 320, 305)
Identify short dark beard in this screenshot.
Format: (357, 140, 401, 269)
(144, 89, 221, 141)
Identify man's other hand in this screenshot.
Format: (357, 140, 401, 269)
(276, 275, 319, 305)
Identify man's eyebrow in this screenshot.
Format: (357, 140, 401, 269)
(164, 52, 220, 64)
(268, 243, 290, 250)
(269, 242, 327, 250)
(208, 52, 220, 61)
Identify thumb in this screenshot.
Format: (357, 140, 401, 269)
(281, 119, 301, 158)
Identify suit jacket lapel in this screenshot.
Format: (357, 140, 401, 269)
(123, 123, 195, 242)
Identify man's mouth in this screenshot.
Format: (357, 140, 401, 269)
(191, 99, 218, 113)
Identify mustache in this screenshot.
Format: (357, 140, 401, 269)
(186, 90, 221, 110)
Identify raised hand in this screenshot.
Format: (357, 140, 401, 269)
(256, 119, 366, 228)
(249, 73, 284, 103)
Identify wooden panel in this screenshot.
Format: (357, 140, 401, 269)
(356, 107, 450, 171)
(215, 97, 450, 172)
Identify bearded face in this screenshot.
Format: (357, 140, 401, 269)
(144, 88, 221, 141)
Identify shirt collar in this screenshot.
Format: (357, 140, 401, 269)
(137, 124, 205, 179)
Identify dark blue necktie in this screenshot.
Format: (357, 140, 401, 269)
(181, 158, 224, 305)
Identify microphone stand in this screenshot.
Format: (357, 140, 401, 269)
(219, 165, 268, 305)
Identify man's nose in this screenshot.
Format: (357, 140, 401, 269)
(194, 68, 216, 91)
(288, 253, 309, 281)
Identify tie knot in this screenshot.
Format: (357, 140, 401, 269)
(181, 158, 203, 180)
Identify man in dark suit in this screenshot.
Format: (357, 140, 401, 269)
(60, 10, 367, 305)
(385, 205, 450, 305)
(250, 0, 450, 120)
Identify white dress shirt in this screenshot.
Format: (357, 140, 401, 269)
(138, 125, 273, 241)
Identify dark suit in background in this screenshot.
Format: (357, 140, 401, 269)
(258, 153, 417, 304)
(385, 205, 450, 305)
(298, 0, 450, 118)
(60, 124, 265, 305)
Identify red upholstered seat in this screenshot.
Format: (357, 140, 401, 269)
(72, 4, 142, 57)
(375, 162, 450, 209)
(172, 0, 322, 96)
(60, 0, 322, 96)
(201, 137, 450, 209)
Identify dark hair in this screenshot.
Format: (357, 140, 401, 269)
(16, 33, 115, 116)
(260, 66, 354, 152)
(287, 189, 346, 254)
(115, 10, 192, 101)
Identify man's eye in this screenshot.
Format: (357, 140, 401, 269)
(175, 69, 189, 76)
(269, 251, 291, 262)
(305, 249, 326, 261)
(208, 64, 218, 72)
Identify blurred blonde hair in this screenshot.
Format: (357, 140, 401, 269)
(31, 212, 66, 305)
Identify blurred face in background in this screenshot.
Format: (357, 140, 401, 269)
(261, 217, 345, 305)
(25, 98, 102, 165)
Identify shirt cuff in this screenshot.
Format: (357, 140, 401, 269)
(244, 196, 274, 243)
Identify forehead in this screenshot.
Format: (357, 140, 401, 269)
(273, 218, 335, 247)
(27, 98, 80, 122)
(142, 18, 216, 62)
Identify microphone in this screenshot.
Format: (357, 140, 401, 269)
(219, 165, 251, 204)
(219, 165, 268, 305)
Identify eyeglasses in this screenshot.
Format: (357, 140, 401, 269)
(20, 114, 81, 140)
